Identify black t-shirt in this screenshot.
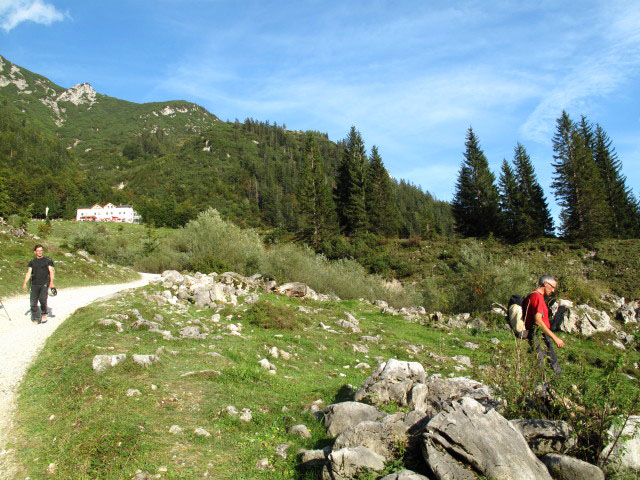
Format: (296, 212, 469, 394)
(28, 256, 54, 285)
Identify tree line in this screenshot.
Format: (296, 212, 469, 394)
(453, 111, 640, 241)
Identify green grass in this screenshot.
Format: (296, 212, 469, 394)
(11, 282, 640, 479)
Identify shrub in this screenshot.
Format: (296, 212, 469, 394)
(245, 300, 302, 330)
(37, 219, 53, 238)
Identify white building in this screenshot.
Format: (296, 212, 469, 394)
(75, 203, 141, 223)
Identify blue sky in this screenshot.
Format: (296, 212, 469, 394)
(2, 0, 640, 223)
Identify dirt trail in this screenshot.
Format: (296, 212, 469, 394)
(0, 273, 159, 477)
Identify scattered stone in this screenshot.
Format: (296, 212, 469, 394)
(126, 389, 141, 397)
(288, 424, 311, 438)
(540, 453, 604, 480)
(490, 337, 500, 345)
(464, 341, 479, 350)
(239, 408, 253, 422)
(224, 406, 239, 416)
(355, 362, 370, 369)
(298, 448, 330, 469)
(98, 318, 124, 332)
(180, 370, 221, 378)
(169, 425, 183, 435)
(92, 354, 126, 373)
(255, 458, 270, 470)
(275, 443, 290, 459)
(352, 343, 369, 353)
(244, 293, 259, 304)
(132, 354, 160, 367)
(380, 470, 430, 480)
(194, 427, 211, 437)
(258, 358, 276, 371)
(180, 326, 206, 339)
(47, 462, 57, 475)
(452, 355, 472, 367)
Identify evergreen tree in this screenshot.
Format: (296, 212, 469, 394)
(498, 159, 519, 241)
(365, 146, 400, 236)
(335, 126, 368, 236)
(551, 111, 612, 239)
(512, 143, 554, 239)
(298, 134, 337, 247)
(592, 124, 640, 237)
(452, 128, 502, 237)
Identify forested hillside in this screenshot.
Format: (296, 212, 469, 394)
(0, 55, 453, 245)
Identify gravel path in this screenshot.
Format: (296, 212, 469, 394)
(0, 273, 159, 476)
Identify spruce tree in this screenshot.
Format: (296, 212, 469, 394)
(592, 124, 640, 237)
(298, 134, 337, 247)
(365, 146, 400, 236)
(335, 126, 368, 236)
(551, 112, 612, 239)
(498, 159, 519, 242)
(452, 128, 502, 237)
(512, 143, 554, 239)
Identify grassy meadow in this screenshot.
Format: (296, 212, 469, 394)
(11, 279, 640, 479)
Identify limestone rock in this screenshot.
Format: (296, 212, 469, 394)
(92, 354, 126, 373)
(325, 446, 385, 480)
(540, 453, 604, 480)
(409, 375, 499, 415)
(288, 424, 311, 438)
(194, 427, 211, 437)
(298, 448, 330, 469)
(601, 415, 640, 471)
(275, 443, 290, 459)
(510, 419, 576, 454)
(380, 470, 430, 480)
(169, 425, 183, 435)
(179, 326, 206, 339)
(422, 397, 551, 480)
(132, 354, 160, 367)
(255, 458, 270, 470)
(354, 359, 427, 407)
(323, 401, 386, 437)
(275, 282, 319, 300)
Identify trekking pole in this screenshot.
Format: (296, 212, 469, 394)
(0, 297, 12, 321)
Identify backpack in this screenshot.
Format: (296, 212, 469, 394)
(507, 294, 528, 339)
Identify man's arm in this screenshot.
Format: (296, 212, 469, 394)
(22, 267, 32, 291)
(48, 265, 55, 288)
(534, 312, 564, 348)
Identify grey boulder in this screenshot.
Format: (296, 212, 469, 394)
(380, 470, 429, 480)
(355, 359, 427, 407)
(323, 446, 385, 480)
(601, 415, 640, 471)
(323, 401, 386, 437)
(540, 454, 604, 480)
(422, 397, 551, 480)
(92, 354, 127, 373)
(510, 419, 576, 454)
(409, 375, 499, 415)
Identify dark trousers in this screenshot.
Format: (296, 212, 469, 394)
(30, 284, 48, 320)
(528, 329, 559, 372)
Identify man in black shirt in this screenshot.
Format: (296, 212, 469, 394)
(22, 244, 55, 324)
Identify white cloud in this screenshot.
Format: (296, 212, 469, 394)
(0, 0, 65, 32)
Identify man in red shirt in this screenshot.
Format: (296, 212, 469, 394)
(523, 274, 564, 373)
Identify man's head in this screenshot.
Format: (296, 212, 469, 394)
(34, 244, 44, 258)
(538, 274, 557, 296)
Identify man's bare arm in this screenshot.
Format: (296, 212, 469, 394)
(22, 267, 32, 291)
(48, 265, 55, 288)
(534, 312, 564, 348)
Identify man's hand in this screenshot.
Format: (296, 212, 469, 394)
(22, 283, 27, 291)
(554, 336, 565, 348)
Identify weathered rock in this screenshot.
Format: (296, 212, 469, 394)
(98, 318, 124, 332)
(409, 375, 499, 415)
(336, 318, 361, 333)
(540, 453, 604, 480)
(551, 302, 615, 336)
(355, 359, 427, 407)
(323, 401, 386, 437)
(130, 319, 162, 330)
(258, 358, 276, 371)
(325, 446, 386, 480)
(194, 427, 211, 437)
(162, 270, 185, 285)
(244, 293, 259, 304)
(618, 302, 639, 324)
(92, 354, 126, 373)
(422, 397, 551, 480)
(132, 354, 160, 367)
(274, 443, 289, 459)
(169, 425, 183, 435)
(180, 369, 221, 378)
(299, 447, 330, 469)
(288, 424, 311, 438)
(380, 470, 430, 480)
(179, 326, 206, 339)
(601, 415, 640, 471)
(601, 293, 625, 310)
(255, 458, 270, 470)
(510, 419, 576, 454)
(126, 388, 141, 397)
(239, 408, 252, 422)
(333, 410, 429, 461)
(275, 282, 319, 300)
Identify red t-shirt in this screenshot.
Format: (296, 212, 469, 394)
(523, 291, 549, 330)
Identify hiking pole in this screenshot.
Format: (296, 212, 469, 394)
(0, 297, 11, 321)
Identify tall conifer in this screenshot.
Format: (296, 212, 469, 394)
(452, 128, 502, 237)
(592, 124, 640, 237)
(335, 126, 368, 236)
(498, 159, 519, 241)
(551, 111, 612, 239)
(365, 146, 400, 236)
(512, 143, 553, 239)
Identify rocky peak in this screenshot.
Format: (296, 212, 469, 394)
(57, 83, 98, 106)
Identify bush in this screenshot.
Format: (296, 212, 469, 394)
(37, 219, 53, 238)
(245, 300, 303, 330)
